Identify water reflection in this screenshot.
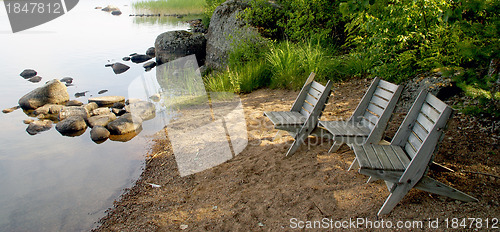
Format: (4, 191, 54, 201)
(0, 0, 192, 231)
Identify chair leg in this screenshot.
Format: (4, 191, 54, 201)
(285, 139, 302, 157)
(347, 157, 359, 171)
(328, 141, 344, 153)
(415, 176, 478, 202)
(273, 131, 283, 141)
(378, 184, 412, 216)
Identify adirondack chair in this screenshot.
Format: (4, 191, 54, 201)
(351, 90, 478, 216)
(318, 77, 402, 153)
(264, 73, 333, 157)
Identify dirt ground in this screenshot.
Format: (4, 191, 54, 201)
(94, 78, 499, 231)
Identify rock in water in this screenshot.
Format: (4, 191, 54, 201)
(91, 126, 110, 142)
(88, 113, 117, 127)
(88, 96, 126, 107)
(66, 100, 83, 106)
(59, 106, 89, 120)
(102, 5, 119, 12)
(18, 79, 69, 110)
(111, 10, 122, 15)
(2, 106, 20, 114)
(107, 113, 143, 135)
(98, 90, 108, 94)
(26, 120, 52, 135)
(155, 30, 206, 66)
(146, 47, 155, 57)
(111, 62, 130, 74)
(125, 101, 156, 120)
(60, 77, 73, 84)
(143, 61, 156, 69)
(56, 116, 88, 135)
(131, 54, 152, 63)
(28, 76, 42, 83)
(20, 69, 37, 79)
(122, 57, 131, 61)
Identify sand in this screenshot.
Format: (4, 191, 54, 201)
(94, 78, 499, 231)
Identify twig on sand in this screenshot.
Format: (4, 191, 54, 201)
(461, 170, 500, 179)
(313, 201, 328, 217)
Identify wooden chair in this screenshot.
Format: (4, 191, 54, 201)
(264, 73, 333, 157)
(318, 77, 402, 152)
(351, 90, 478, 216)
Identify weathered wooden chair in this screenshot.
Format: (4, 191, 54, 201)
(264, 73, 333, 157)
(351, 90, 478, 216)
(318, 77, 402, 152)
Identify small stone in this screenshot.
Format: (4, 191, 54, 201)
(92, 107, 111, 116)
(60, 77, 73, 84)
(122, 57, 131, 61)
(2, 106, 20, 114)
(131, 54, 152, 64)
(112, 102, 125, 109)
(28, 76, 42, 83)
(88, 113, 117, 128)
(75, 91, 88, 98)
(111, 63, 130, 74)
(89, 96, 126, 107)
(111, 108, 126, 116)
(111, 10, 122, 15)
(20, 69, 37, 79)
(91, 126, 110, 142)
(180, 224, 188, 230)
(143, 61, 156, 69)
(146, 47, 155, 57)
(23, 119, 35, 124)
(107, 113, 143, 135)
(26, 120, 52, 135)
(59, 106, 89, 120)
(149, 94, 161, 102)
(66, 100, 83, 106)
(98, 90, 108, 94)
(84, 102, 99, 113)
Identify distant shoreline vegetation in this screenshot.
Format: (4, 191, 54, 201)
(132, 0, 205, 15)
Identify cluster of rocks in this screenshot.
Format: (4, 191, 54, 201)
(153, 0, 260, 71)
(6, 79, 156, 143)
(129, 13, 187, 18)
(19, 69, 42, 83)
(96, 5, 122, 15)
(106, 48, 157, 74)
(187, 19, 207, 34)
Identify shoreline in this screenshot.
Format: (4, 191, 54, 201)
(94, 78, 499, 231)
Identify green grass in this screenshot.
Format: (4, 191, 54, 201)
(132, 0, 205, 15)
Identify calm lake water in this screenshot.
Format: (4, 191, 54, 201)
(0, 0, 194, 230)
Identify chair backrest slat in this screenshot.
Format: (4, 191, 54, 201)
(392, 91, 452, 160)
(351, 78, 401, 136)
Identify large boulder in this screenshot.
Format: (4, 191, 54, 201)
(155, 30, 206, 66)
(18, 79, 69, 110)
(106, 113, 143, 135)
(205, 0, 260, 70)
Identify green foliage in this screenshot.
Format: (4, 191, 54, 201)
(340, 0, 499, 83)
(266, 41, 330, 90)
(132, 0, 205, 14)
(243, 0, 284, 39)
